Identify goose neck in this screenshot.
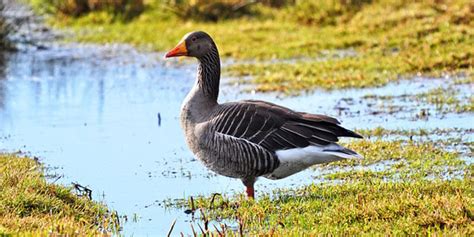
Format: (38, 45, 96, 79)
(196, 48, 220, 102)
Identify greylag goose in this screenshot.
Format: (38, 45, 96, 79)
(165, 31, 363, 198)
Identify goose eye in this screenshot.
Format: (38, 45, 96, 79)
(191, 37, 197, 42)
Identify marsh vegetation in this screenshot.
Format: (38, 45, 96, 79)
(38, 0, 473, 92)
(1, 0, 472, 235)
(0, 153, 119, 235)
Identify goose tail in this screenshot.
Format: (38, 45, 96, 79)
(266, 144, 363, 180)
(322, 145, 363, 159)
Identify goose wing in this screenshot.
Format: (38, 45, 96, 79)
(211, 100, 362, 152)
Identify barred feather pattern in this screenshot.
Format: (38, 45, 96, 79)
(206, 131, 279, 177)
(197, 46, 220, 101)
(181, 32, 362, 181)
(204, 100, 362, 178)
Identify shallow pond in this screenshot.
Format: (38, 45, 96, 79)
(0, 45, 471, 235)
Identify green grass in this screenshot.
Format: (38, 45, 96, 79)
(355, 126, 473, 138)
(418, 87, 474, 113)
(185, 179, 474, 236)
(167, 131, 473, 235)
(361, 83, 474, 114)
(19, 1, 474, 235)
(34, 0, 474, 92)
(0, 153, 119, 235)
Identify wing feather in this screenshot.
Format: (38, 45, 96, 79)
(211, 100, 362, 153)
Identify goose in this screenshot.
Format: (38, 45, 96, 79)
(165, 31, 363, 198)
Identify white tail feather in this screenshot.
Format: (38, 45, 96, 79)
(265, 144, 362, 180)
(323, 151, 363, 159)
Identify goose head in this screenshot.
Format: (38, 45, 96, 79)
(165, 31, 216, 59)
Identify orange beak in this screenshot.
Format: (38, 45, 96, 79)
(165, 40, 188, 58)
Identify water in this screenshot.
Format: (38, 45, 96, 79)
(0, 45, 472, 235)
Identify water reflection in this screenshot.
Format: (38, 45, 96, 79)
(0, 44, 471, 235)
(0, 45, 215, 235)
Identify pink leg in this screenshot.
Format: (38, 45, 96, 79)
(243, 177, 256, 199)
(245, 185, 255, 199)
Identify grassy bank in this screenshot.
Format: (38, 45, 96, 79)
(33, 0, 473, 92)
(181, 179, 473, 235)
(0, 153, 119, 235)
(166, 130, 473, 235)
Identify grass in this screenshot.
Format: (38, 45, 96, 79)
(33, 0, 474, 92)
(184, 179, 473, 236)
(28, 0, 144, 20)
(417, 87, 474, 113)
(16, 1, 474, 235)
(0, 153, 119, 235)
(355, 126, 473, 138)
(361, 84, 474, 114)
(166, 130, 473, 235)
